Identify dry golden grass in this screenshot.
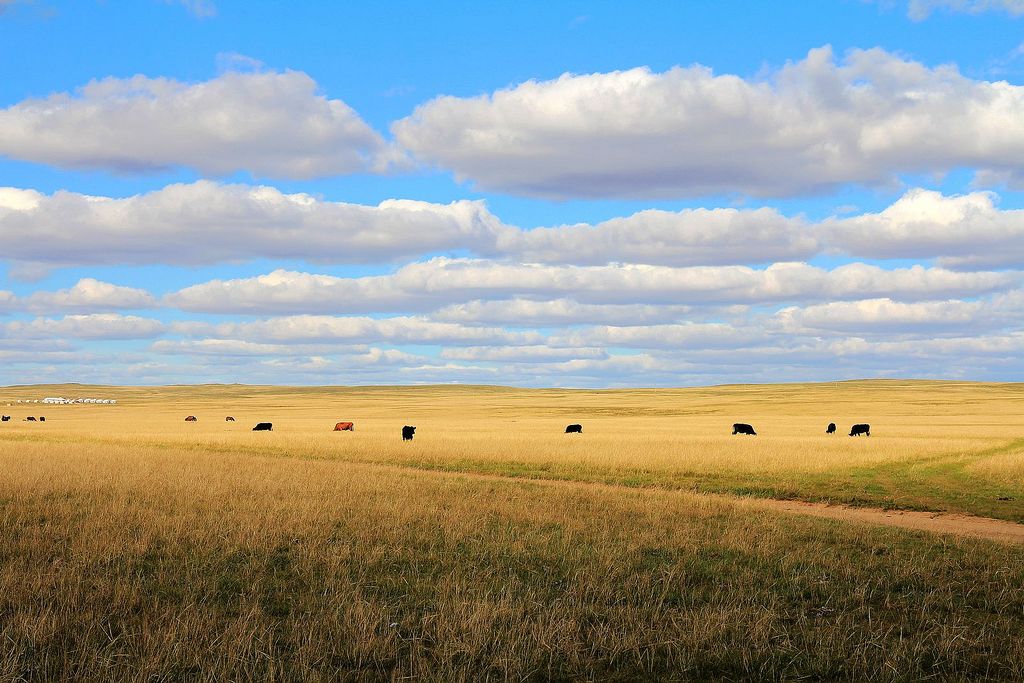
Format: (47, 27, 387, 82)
(4, 380, 1022, 518)
(1, 380, 1023, 680)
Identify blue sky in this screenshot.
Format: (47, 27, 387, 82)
(1, 0, 1023, 386)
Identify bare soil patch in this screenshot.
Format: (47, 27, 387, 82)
(748, 497, 1024, 545)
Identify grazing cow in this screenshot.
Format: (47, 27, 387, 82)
(26, 417, 37, 422)
(1, 415, 10, 422)
(334, 422, 355, 431)
(253, 422, 273, 431)
(849, 423, 870, 437)
(826, 422, 836, 434)
(185, 415, 197, 422)
(565, 423, 583, 434)
(402, 425, 416, 441)
(732, 423, 756, 435)
(225, 416, 235, 422)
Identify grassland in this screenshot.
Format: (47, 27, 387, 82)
(1, 380, 1023, 680)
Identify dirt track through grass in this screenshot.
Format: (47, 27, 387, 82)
(279, 453, 1024, 545)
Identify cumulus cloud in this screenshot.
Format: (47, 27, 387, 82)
(0, 70, 387, 177)
(774, 298, 989, 334)
(494, 207, 817, 266)
(433, 299, 699, 326)
(2, 314, 166, 340)
(550, 323, 764, 351)
(150, 339, 369, 357)
(394, 46, 1024, 198)
(826, 189, 1024, 270)
(0, 278, 156, 315)
(7, 182, 1022, 271)
(0, 182, 823, 269)
(177, 315, 543, 346)
(0, 289, 15, 313)
(440, 345, 606, 362)
(166, 260, 1014, 314)
(20, 279, 157, 313)
(0, 181, 503, 267)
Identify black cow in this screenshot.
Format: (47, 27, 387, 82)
(565, 423, 583, 433)
(39, 416, 45, 422)
(402, 425, 416, 441)
(253, 422, 273, 431)
(225, 416, 235, 422)
(26, 416, 37, 422)
(850, 423, 870, 437)
(1, 415, 10, 422)
(826, 422, 836, 434)
(732, 423, 756, 435)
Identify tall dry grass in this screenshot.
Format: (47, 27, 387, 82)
(1, 439, 1023, 681)
(2, 381, 1024, 679)
(3, 380, 1022, 518)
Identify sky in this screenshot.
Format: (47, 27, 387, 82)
(1, 0, 1024, 387)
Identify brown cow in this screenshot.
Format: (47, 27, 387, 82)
(185, 415, 197, 422)
(334, 422, 354, 431)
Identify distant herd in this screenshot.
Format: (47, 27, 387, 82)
(185, 416, 870, 439)
(2, 413, 872, 439)
(733, 422, 870, 436)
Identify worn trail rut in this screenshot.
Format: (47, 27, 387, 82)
(380, 463, 1024, 545)
(744, 497, 1024, 545)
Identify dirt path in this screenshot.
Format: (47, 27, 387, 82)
(391, 464, 1024, 545)
(741, 497, 1024, 545)
(345, 458, 1024, 545)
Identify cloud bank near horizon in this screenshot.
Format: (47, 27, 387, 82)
(2, 31, 1023, 387)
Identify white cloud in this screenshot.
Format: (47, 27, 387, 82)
(774, 298, 989, 334)
(550, 323, 764, 351)
(0, 289, 15, 313)
(21, 279, 157, 313)
(150, 339, 369, 357)
(493, 207, 817, 266)
(0, 70, 386, 178)
(827, 332, 1024, 362)
(179, 315, 543, 346)
(826, 189, 1024, 269)
(0, 182, 820, 269)
(394, 46, 1024, 198)
(440, 345, 606, 362)
(0, 181, 502, 267)
(2, 314, 166, 340)
(7, 182, 1022, 272)
(907, 0, 1024, 19)
(433, 299, 698, 326)
(166, 260, 1014, 314)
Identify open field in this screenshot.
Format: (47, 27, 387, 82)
(2, 380, 1024, 680)
(4, 380, 1024, 520)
